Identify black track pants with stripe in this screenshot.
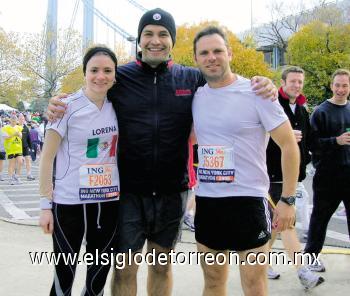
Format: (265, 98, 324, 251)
(50, 201, 119, 296)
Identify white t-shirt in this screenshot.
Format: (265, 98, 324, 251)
(47, 89, 120, 205)
(192, 76, 288, 198)
(0, 129, 6, 152)
(289, 103, 297, 114)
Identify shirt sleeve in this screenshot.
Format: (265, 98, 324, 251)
(1, 128, 8, 137)
(45, 105, 71, 138)
(310, 108, 338, 153)
(255, 96, 288, 132)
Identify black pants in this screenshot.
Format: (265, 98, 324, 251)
(305, 172, 350, 256)
(115, 191, 188, 253)
(31, 141, 40, 161)
(50, 201, 119, 296)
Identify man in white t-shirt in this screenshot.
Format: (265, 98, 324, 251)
(192, 26, 300, 296)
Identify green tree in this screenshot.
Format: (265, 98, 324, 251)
(60, 65, 84, 94)
(287, 21, 350, 105)
(30, 98, 49, 113)
(0, 28, 23, 106)
(172, 21, 272, 78)
(16, 101, 25, 111)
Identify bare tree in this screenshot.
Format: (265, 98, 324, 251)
(0, 29, 25, 105)
(15, 28, 82, 99)
(255, 0, 346, 65)
(0, 29, 20, 86)
(256, 1, 306, 50)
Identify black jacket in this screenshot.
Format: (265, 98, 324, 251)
(21, 124, 32, 149)
(266, 91, 312, 182)
(108, 57, 205, 194)
(310, 100, 350, 175)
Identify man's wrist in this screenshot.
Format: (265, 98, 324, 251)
(40, 197, 53, 210)
(280, 196, 296, 206)
(335, 136, 341, 145)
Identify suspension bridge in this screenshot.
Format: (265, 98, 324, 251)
(45, 0, 149, 72)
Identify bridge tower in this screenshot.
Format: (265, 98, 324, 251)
(45, 0, 58, 97)
(83, 0, 94, 51)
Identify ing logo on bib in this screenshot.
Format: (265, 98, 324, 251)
(198, 145, 235, 183)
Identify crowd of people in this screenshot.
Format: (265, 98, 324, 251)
(34, 7, 349, 296)
(0, 111, 46, 183)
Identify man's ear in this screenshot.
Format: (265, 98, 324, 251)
(228, 48, 233, 61)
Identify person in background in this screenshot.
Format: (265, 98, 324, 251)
(31, 112, 41, 123)
(18, 113, 35, 180)
(183, 142, 197, 232)
(29, 122, 40, 162)
(183, 143, 197, 232)
(2, 115, 23, 185)
(38, 119, 46, 151)
(305, 69, 350, 272)
(265, 66, 324, 289)
(0, 119, 6, 181)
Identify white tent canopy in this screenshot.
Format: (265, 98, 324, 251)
(0, 104, 17, 111)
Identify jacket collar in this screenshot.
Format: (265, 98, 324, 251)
(135, 52, 174, 73)
(279, 87, 306, 106)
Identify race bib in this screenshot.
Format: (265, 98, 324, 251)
(198, 145, 235, 183)
(79, 163, 119, 201)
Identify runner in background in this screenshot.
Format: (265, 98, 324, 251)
(0, 119, 6, 181)
(2, 115, 23, 185)
(184, 142, 197, 232)
(18, 113, 35, 180)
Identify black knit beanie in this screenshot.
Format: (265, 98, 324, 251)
(137, 8, 176, 46)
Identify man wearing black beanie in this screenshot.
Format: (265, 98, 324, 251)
(137, 8, 176, 46)
(135, 8, 177, 68)
(47, 7, 278, 296)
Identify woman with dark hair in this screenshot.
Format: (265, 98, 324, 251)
(39, 45, 120, 295)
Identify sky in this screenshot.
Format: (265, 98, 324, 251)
(0, 0, 329, 47)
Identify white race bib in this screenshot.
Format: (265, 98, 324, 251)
(79, 163, 119, 200)
(198, 145, 235, 183)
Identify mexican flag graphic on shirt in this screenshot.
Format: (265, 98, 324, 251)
(86, 135, 117, 158)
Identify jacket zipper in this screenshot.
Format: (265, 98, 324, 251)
(152, 72, 158, 196)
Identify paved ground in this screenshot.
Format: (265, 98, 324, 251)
(1, 220, 349, 296)
(0, 161, 349, 295)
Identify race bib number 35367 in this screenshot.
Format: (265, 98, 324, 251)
(198, 146, 235, 183)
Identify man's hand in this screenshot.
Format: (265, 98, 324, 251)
(272, 201, 296, 232)
(293, 130, 302, 143)
(336, 131, 350, 145)
(251, 76, 278, 101)
(39, 210, 54, 234)
(46, 94, 68, 122)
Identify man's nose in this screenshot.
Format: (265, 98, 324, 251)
(150, 36, 161, 44)
(208, 52, 216, 61)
